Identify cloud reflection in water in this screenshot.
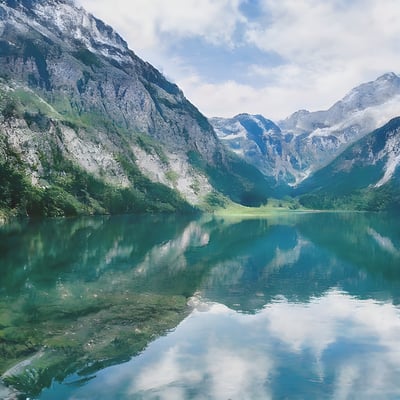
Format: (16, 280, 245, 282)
(72, 290, 400, 400)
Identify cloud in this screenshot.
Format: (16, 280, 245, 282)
(77, 0, 245, 51)
(249, 0, 400, 65)
(205, 347, 273, 400)
(175, 71, 340, 119)
(76, 0, 400, 120)
(242, 0, 400, 115)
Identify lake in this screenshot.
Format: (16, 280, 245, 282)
(1, 212, 400, 399)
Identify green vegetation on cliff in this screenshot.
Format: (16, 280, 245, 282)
(0, 141, 194, 217)
(0, 85, 195, 217)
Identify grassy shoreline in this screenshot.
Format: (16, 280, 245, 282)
(213, 199, 313, 218)
(212, 199, 368, 218)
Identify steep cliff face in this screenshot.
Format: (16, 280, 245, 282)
(0, 0, 270, 216)
(0, 0, 214, 154)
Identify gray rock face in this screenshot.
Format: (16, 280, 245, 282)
(211, 73, 400, 186)
(0, 0, 220, 158)
(0, 381, 17, 400)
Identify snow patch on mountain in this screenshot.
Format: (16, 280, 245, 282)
(216, 121, 248, 141)
(0, 0, 132, 64)
(211, 73, 400, 186)
(374, 129, 400, 187)
(211, 113, 289, 179)
(211, 116, 256, 157)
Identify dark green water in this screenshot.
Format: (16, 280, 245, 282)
(1, 212, 400, 399)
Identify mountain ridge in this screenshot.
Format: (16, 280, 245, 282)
(296, 116, 400, 211)
(0, 0, 271, 217)
(211, 72, 400, 187)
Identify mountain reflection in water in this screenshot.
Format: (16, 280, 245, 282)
(1, 212, 400, 399)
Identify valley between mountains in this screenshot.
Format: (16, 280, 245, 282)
(0, 0, 399, 218)
(1, 2, 400, 399)
(211, 72, 400, 211)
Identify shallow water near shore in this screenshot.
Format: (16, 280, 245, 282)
(1, 212, 400, 399)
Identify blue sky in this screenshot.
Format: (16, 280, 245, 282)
(77, 0, 400, 120)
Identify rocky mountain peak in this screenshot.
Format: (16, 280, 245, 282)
(376, 71, 399, 81)
(0, 0, 130, 63)
(212, 72, 400, 187)
(334, 72, 400, 115)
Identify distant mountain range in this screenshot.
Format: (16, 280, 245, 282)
(211, 73, 400, 210)
(0, 0, 270, 217)
(211, 72, 400, 186)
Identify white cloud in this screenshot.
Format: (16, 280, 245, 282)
(160, 0, 400, 119)
(76, 0, 400, 120)
(175, 71, 342, 119)
(241, 0, 400, 117)
(77, 0, 245, 51)
(262, 290, 400, 396)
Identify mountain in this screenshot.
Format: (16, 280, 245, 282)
(295, 117, 400, 210)
(210, 114, 286, 178)
(0, 0, 270, 217)
(211, 73, 400, 186)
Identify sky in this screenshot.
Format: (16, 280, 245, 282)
(76, 0, 400, 120)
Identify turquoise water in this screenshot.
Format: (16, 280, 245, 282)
(1, 212, 400, 399)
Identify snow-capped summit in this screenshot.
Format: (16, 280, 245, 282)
(281, 72, 400, 135)
(0, 0, 131, 63)
(329, 72, 400, 119)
